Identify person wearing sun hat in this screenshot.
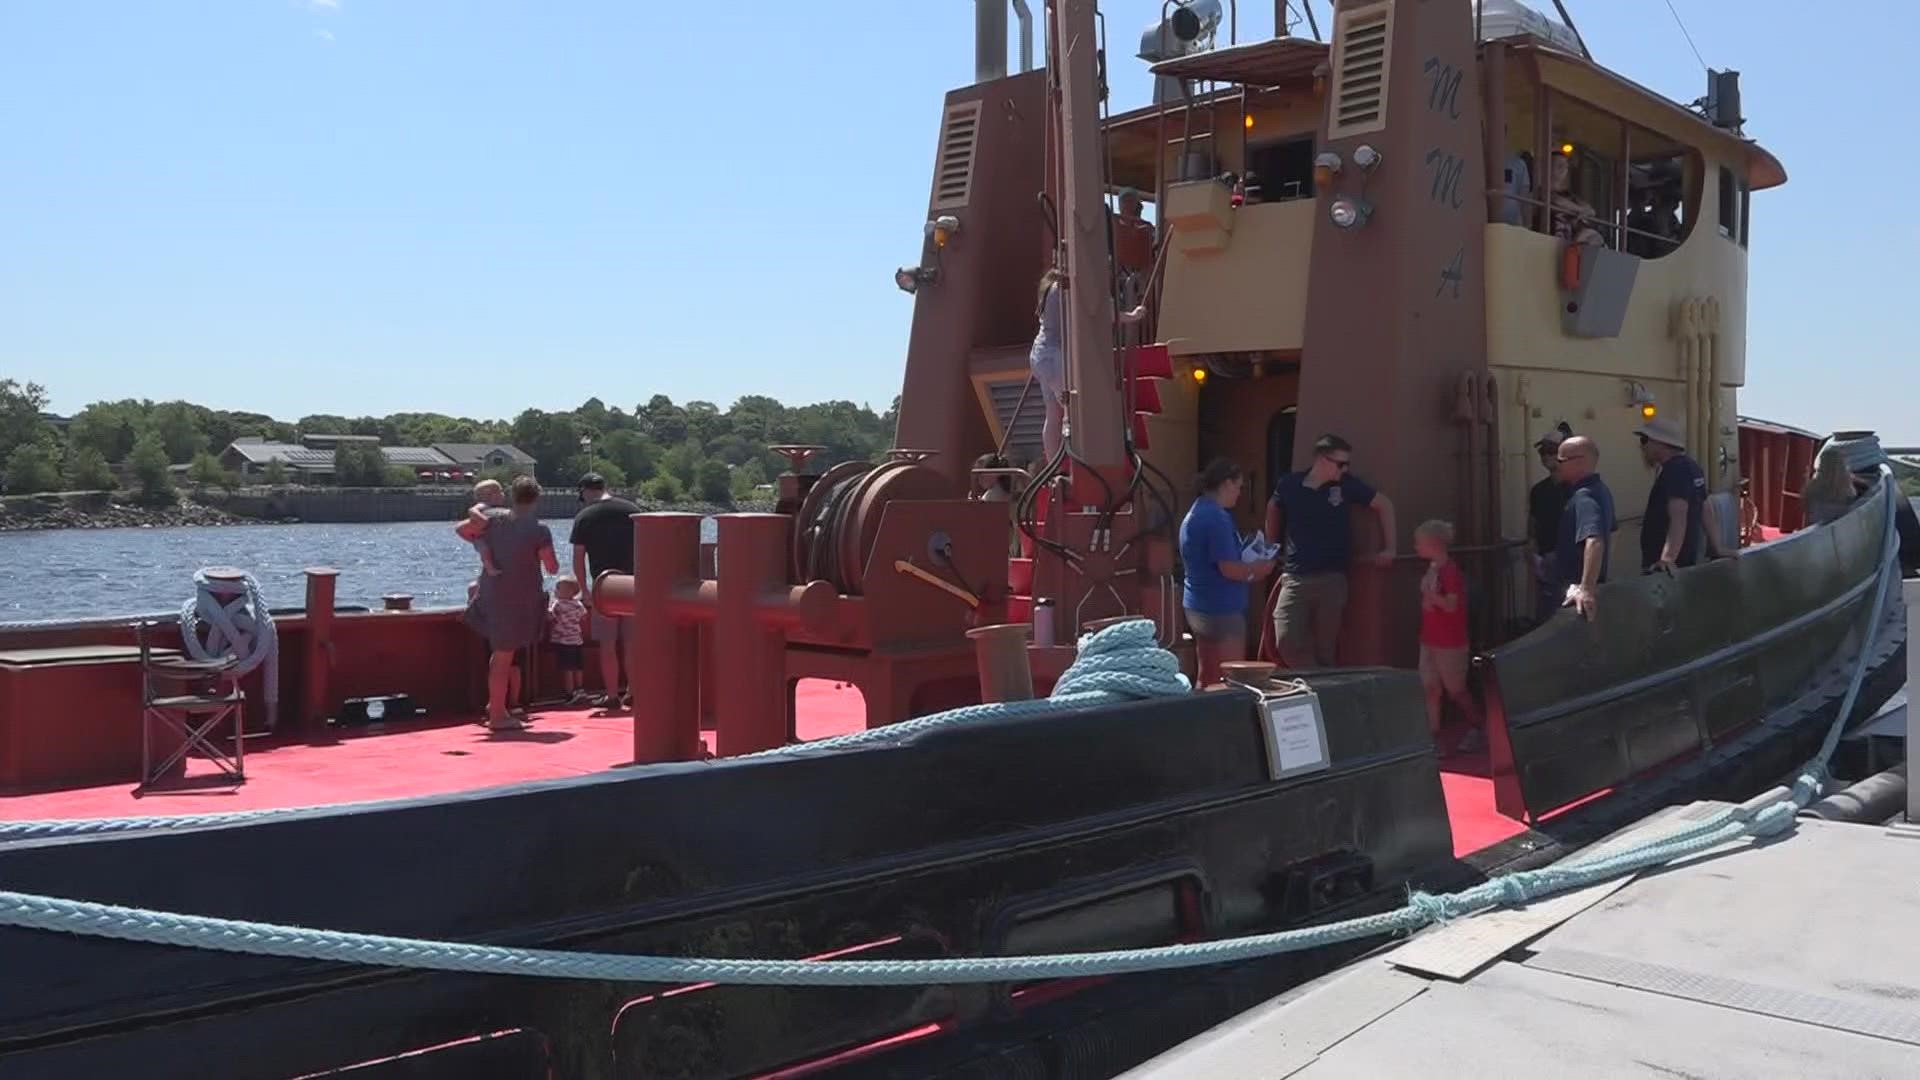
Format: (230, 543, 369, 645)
(1635, 413, 1707, 574)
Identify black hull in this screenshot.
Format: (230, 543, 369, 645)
(0, 495, 1905, 1079)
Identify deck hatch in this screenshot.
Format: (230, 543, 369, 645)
(932, 100, 984, 210)
(1327, 3, 1392, 138)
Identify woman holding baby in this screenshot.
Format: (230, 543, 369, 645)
(458, 475, 557, 730)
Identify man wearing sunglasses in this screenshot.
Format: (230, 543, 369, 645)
(1263, 434, 1397, 668)
(1553, 435, 1615, 620)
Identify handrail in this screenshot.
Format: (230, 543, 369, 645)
(1491, 189, 1686, 251)
(1501, 480, 1896, 729)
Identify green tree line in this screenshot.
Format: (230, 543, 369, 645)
(0, 379, 902, 506)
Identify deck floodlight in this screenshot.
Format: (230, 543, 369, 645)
(895, 266, 937, 294)
(1329, 194, 1372, 230)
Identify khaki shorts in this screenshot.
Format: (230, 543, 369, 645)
(1418, 644, 1470, 696)
(1273, 572, 1348, 668)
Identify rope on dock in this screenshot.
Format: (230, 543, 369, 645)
(0, 476, 1900, 987)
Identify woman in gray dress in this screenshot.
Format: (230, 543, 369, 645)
(462, 475, 558, 730)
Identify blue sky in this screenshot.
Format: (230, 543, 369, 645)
(0, 1, 1909, 438)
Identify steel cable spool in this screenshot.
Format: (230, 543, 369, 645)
(790, 456, 950, 594)
(791, 460, 872, 586)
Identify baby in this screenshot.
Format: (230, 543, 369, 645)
(547, 576, 588, 699)
(462, 479, 506, 577)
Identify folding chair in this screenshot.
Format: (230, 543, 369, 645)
(138, 620, 246, 792)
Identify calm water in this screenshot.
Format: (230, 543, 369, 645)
(0, 519, 716, 623)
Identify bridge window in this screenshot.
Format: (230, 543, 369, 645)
(1503, 86, 1701, 261)
(1717, 165, 1750, 248)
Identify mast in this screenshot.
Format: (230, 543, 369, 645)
(1053, 0, 1126, 470)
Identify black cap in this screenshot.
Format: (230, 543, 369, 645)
(577, 472, 606, 491)
(1535, 422, 1573, 451)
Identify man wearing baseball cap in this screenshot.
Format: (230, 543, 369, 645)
(1636, 414, 1707, 574)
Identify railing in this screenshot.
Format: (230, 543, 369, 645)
(1491, 189, 1686, 255)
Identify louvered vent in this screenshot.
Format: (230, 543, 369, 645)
(1327, 4, 1392, 138)
(932, 101, 984, 210)
(987, 377, 1046, 462)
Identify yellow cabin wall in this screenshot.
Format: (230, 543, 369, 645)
(1486, 154, 1749, 566)
(1157, 191, 1315, 357)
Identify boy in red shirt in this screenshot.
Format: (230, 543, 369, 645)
(1415, 520, 1485, 754)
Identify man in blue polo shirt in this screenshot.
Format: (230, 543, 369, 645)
(1263, 434, 1398, 667)
(1552, 435, 1615, 620)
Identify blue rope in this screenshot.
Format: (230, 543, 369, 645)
(0, 479, 1898, 986)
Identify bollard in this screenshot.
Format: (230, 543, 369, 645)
(714, 514, 802, 756)
(1220, 661, 1276, 689)
(1906, 577, 1919, 823)
(625, 513, 705, 764)
(595, 512, 836, 761)
(966, 623, 1035, 703)
(302, 567, 339, 735)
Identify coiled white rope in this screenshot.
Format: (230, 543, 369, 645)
(179, 569, 277, 720)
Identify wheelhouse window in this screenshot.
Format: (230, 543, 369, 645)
(1245, 136, 1317, 202)
(1499, 84, 1701, 260)
(1716, 164, 1749, 248)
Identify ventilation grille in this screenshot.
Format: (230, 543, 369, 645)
(987, 378, 1046, 463)
(933, 101, 984, 210)
(1328, 4, 1392, 138)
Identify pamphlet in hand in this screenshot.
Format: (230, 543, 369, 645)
(1240, 530, 1281, 563)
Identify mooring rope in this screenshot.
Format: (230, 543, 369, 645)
(0, 475, 1899, 987)
(179, 569, 278, 719)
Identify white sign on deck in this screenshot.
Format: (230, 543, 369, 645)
(1261, 690, 1329, 781)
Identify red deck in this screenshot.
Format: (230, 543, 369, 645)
(0, 680, 1524, 858)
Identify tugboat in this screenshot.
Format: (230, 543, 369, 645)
(0, 2, 1908, 1077)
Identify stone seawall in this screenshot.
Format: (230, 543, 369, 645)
(0, 488, 770, 529)
(212, 487, 767, 524)
(214, 488, 584, 524)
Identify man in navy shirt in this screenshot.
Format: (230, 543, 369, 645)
(1635, 415, 1707, 573)
(1552, 435, 1615, 620)
(1263, 434, 1398, 667)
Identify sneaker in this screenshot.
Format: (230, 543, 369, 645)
(488, 716, 526, 732)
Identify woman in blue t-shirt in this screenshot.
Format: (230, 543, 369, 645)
(1180, 459, 1277, 687)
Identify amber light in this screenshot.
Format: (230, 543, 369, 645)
(1560, 142, 1576, 156)
(1244, 114, 1255, 130)
(1641, 404, 1658, 420)
(1191, 366, 1208, 385)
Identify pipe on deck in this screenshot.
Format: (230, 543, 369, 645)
(1801, 763, 1907, 824)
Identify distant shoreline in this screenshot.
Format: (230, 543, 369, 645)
(0, 488, 771, 533)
